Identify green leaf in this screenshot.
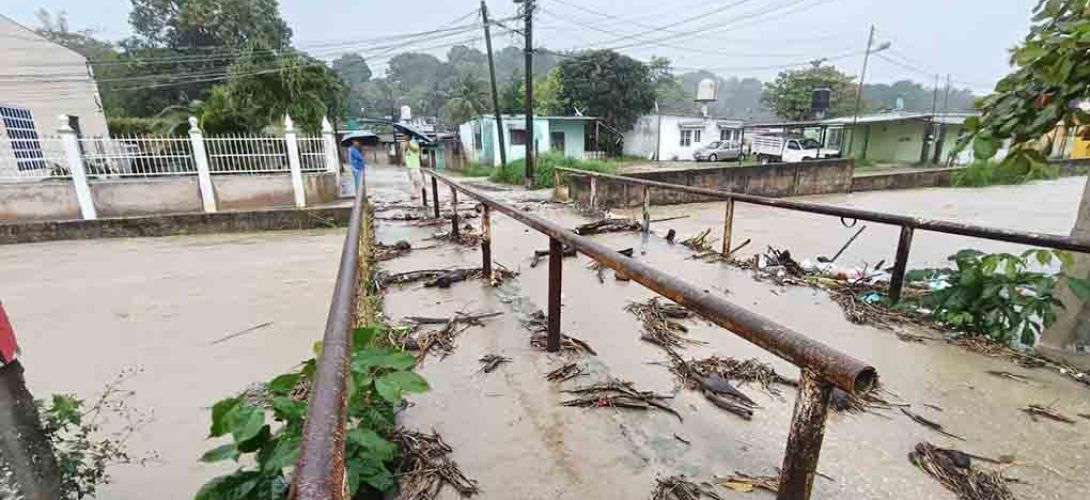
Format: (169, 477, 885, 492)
(353, 325, 381, 348)
(347, 455, 396, 493)
(347, 428, 398, 462)
(237, 425, 271, 454)
(374, 371, 429, 403)
(973, 135, 1000, 160)
(209, 397, 241, 438)
(352, 348, 417, 373)
(267, 373, 301, 395)
(260, 435, 300, 473)
(200, 443, 240, 463)
(1066, 276, 1090, 300)
(195, 471, 262, 500)
(270, 396, 308, 422)
(1054, 250, 1074, 268)
(226, 403, 265, 444)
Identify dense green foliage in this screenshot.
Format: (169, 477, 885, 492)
(554, 50, 656, 149)
(958, 0, 1090, 173)
(196, 325, 427, 499)
(951, 159, 1059, 187)
(907, 249, 1090, 345)
(489, 151, 618, 189)
(761, 63, 859, 121)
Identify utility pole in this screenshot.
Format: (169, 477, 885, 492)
(521, 0, 535, 186)
(846, 25, 883, 157)
(481, 1, 508, 169)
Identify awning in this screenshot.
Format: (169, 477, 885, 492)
(392, 122, 434, 143)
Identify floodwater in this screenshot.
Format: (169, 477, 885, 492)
(377, 166, 1090, 499)
(0, 165, 1086, 498)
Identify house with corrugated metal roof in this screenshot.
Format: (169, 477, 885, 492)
(457, 115, 598, 167)
(819, 111, 977, 165)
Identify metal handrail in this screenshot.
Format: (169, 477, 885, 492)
(291, 178, 369, 499)
(555, 166, 1090, 301)
(424, 168, 875, 500)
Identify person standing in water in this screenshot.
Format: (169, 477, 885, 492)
(348, 138, 366, 189)
(403, 137, 424, 202)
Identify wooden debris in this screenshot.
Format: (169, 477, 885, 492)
(530, 245, 576, 268)
(573, 217, 641, 235)
(427, 226, 484, 246)
(908, 442, 1014, 500)
(1079, 412, 1090, 421)
(374, 240, 413, 261)
(719, 471, 779, 494)
(404, 312, 502, 325)
(652, 475, 724, 500)
(681, 229, 718, 253)
(404, 312, 500, 361)
(688, 356, 797, 396)
(626, 297, 704, 348)
(478, 354, 511, 373)
(1022, 404, 1075, 424)
(545, 362, 586, 383)
(829, 386, 902, 414)
(986, 370, 1034, 384)
(523, 310, 597, 355)
(901, 408, 964, 441)
(210, 321, 273, 345)
(378, 266, 516, 289)
(588, 248, 634, 282)
(662, 348, 757, 420)
(562, 379, 681, 421)
(394, 429, 479, 500)
(673, 434, 691, 445)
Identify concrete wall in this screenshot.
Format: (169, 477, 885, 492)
(549, 120, 586, 159)
(569, 159, 853, 207)
(623, 115, 744, 162)
(0, 181, 82, 222)
(851, 169, 956, 192)
(0, 172, 339, 222)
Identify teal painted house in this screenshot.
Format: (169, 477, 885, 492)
(458, 115, 595, 167)
(820, 112, 975, 165)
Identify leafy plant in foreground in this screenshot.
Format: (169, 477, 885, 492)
(196, 325, 428, 499)
(907, 249, 1090, 345)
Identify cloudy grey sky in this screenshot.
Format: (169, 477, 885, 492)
(8, 0, 1035, 92)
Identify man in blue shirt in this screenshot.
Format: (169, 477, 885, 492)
(348, 139, 366, 189)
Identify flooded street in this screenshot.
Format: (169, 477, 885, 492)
(377, 166, 1089, 499)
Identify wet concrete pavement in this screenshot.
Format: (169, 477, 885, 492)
(375, 165, 1089, 499)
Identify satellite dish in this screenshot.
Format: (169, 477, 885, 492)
(696, 78, 718, 102)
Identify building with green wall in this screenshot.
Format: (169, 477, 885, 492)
(820, 112, 975, 165)
(457, 115, 596, 167)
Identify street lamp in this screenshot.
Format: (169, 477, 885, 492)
(845, 26, 891, 156)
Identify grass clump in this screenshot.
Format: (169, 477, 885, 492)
(490, 151, 618, 188)
(952, 159, 1058, 187)
(451, 163, 494, 177)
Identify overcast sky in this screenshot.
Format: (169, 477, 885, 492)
(8, 0, 1036, 93)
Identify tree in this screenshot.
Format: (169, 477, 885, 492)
(554, 50, 656, 148)
(958, 0, 1089, 172)
(128, 0, 291, 50)
(863, 80, 975, 113)
(333, 53, 373, 117)
(761, 62, 858, 121)
(649, 57, 698, 115)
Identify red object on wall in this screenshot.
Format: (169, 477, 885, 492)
(0, 301, 18, 364)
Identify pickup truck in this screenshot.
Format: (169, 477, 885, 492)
(751, 135, 839, 164)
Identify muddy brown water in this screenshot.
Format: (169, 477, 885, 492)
(0, 165, 1086, 498)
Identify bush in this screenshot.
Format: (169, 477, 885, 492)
(452, 163, 494, 178)
(952, 159, 1059, 187)
(490, 151, 618, 188)
(106, 117, 159, 137)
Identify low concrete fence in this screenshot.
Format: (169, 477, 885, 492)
(569, 158, 853, 207)
(0, 114, 344, 223)
(851, 168, 956, 192)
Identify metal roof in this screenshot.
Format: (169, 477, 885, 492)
(820, 112, 976, 126)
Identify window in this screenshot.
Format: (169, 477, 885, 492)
(550, 131, 565, 152)
(787, 141, 801, 150)
(720, 128, 740, 142)
(694, 129, 702, 144)
(0, 105, 45, 171)
(510, 129, 528, 145)
(680, 129, 693, 147)
(826, 128, 843, 148)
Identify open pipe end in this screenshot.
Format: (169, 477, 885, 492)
(853, 366, 879, 394)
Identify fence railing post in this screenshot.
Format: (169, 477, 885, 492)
(450, 187, 460, 238)
(481, 206, 493, 282)
(188, 117, 217, 213)
(547, 237, 563, 352)
(431, 176, 440, 218)
(284, 114, 306, 208)
(641, 186, 651, 233)
(778, 369, 833, 500)
(721, 198, 735, 257)
(888, 226, 915, 303)
(57, 116, 97, 220)
(321, 116, 340, 175)
(589, 175, 598, 211)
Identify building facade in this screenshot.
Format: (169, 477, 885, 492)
(820, 112, 974, 165)
(458, 115, 594, 167)
(623, 114, 744, 161)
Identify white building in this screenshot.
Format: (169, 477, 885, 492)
(0, 14, 108, 176)
(623, 114, 744, 161)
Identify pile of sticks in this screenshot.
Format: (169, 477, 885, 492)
(561, 379, 681, 421)
(394, 429, 480, 500)
(651, 475, 724, 500)
(545, 362, 587, 383)
(523, 310, 597, 355)
(908, 442, 1015, 500)
(573, 217, 642, 235)
(374, 240, 412, 262)
(681, 229, 718, 253)
(626, 297, 704, 348)
(400, 312, 502, 361)
(687, 356, 797, 396)
(378, 266, 516, 289)
(663, 348, 756, 420)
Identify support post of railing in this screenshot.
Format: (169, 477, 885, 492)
(547, 237, 563, 352)
(450, 187, 460, 238)
(284, 114, 306, 208)
(188, 116, 217, 214)
(721, 197, 735, 257)
(778, 370, 833, 500)
(431, 176, 440, 218)
(421, 186, 428, 207)
(57, 116, 97, 220)
(589, 175, 598, 211)
(481, 205, 493, 282)
(641, 186, 651, 233)
(889, 226, 914, 303)
(552, 169, 562, 201)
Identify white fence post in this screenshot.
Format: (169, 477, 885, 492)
(321, 116, 340, 175)
(57, 115, 97, 220)
(189, 117, 217, 213)
(285, 114, 306, 208)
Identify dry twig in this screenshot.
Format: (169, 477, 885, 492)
(545, 362, 586, 383)
(908, 442, 1014, 500)
(1022, 404, 1075, 424)
(652, 475, 724, 500)
(626, 297, 704, 348)
(375, 240, 412, 261)
(561, 379, 681, 421)
(681, 229, 718, 253)
(719, 471, 779, 494)
(523, 310, 597, 355)
(901, 408, 965, 441)
(573, 217, 641, 235)
(477, 354, 511, 373)
(394, 429, 479, 500)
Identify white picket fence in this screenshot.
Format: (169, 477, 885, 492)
(0, 115, 341, 219)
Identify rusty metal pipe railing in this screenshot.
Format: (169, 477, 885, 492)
(291, 177, 369, 500)
(556, 167, 1090, 303)
(425, 169, 875, 499)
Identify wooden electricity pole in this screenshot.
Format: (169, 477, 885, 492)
(481, 1, 507, 169)
(521, 0, 535, 186)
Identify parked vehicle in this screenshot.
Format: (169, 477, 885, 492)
(693, 141, 745, 162)
(751, 135, 839, 164)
